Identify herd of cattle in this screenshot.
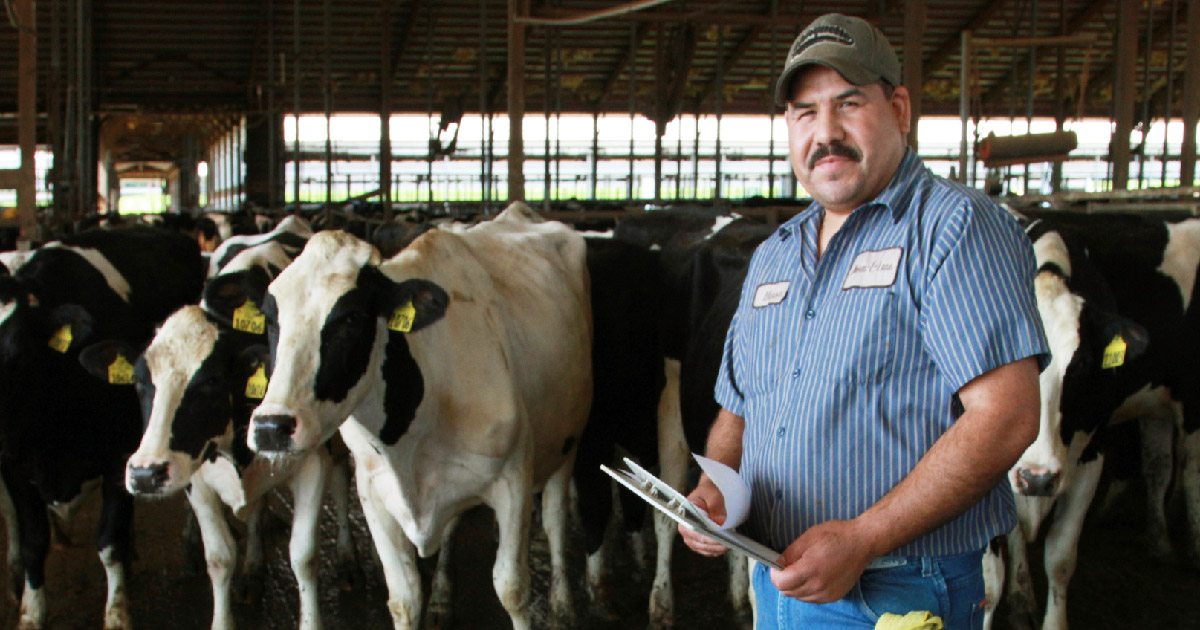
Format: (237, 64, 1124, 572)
(0, 200, 1195, 630)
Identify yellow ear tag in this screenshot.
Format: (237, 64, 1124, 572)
(388, 300, 416, 333)
(1101, 334, 1127, 369)
(108, 355, 135, 385)
(244, 365, 268, 399)
(48, 324, 72, 353)
(232, 300, 266, 335)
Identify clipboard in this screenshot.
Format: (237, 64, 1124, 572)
(601, 457, 783, 570)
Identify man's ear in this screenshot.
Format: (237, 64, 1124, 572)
(203, 267, 271, 333)
(890, 84, 912, 135)
(360, 266, 448, 334)
(78, 340, 139, 383)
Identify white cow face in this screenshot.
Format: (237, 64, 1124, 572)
(80, 306, 267, 496)
(1011, 228, 1148, 539)
(248, 231, 447, 455)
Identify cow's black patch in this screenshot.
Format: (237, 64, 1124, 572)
(314, 287, 378, 404)
(379, 332, 423, 445)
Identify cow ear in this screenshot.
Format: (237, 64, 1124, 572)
(46, 304, 95, 353)
(378, 277, 449, 334)
(1088, 308, 1150, 368)
(203, 267, 271, 333)
(78, 340, 139, 384)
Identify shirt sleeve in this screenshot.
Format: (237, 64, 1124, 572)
(714, 308, 746, 417)
(919, 199, 1051, 392)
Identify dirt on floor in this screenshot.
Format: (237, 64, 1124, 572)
(1, 473, 1198, 630)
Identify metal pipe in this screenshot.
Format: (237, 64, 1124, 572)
(1163, 0, 1178, 187)
(293, 0, 301, 212)
(514, 0, 674, 26)
(959, 30, 970, 184)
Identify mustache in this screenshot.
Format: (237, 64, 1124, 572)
(807, 141, 862, 170)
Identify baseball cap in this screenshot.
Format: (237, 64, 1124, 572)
(774, 13, 902, 106)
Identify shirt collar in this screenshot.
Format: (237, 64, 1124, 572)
(778, 147, 922, 241)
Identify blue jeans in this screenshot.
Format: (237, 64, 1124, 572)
(751, 550, 985, 629)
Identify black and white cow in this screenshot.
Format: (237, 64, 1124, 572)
(248, 203, 593, 630)
(601, 210, 772, 628)
(0, 226, 205, 629)
(206, 214, 311, 278)
(76, 226, 355, 630)
(993, 211, 1200, 630)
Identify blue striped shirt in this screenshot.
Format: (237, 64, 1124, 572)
(715, 149, 1050, 557)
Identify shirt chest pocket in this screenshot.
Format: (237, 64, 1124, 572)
(820, 289, 898, 384)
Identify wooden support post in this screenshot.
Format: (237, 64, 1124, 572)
(507, 0, 527, 203)
(1111, 0, 1138, 190)
(380, 0, 394, 218)
(16, 0, 37, 242)
(1182, 0, 1200, 187)
(903, 0, 924, 152)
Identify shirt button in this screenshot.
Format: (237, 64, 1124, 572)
(791, 369, 801, 378)
(805, 309, 815, 319)
(776, 426, 785, 437)
(774, 488, 783, 499)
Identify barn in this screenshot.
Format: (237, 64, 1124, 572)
(0, 2, 1198, 630)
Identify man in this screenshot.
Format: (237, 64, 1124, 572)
(679, 13, 1049, 629)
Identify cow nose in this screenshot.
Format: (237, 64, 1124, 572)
(127, 463, 170, 494)
(252, 414, 297, 452)
(1017, 467, 1061, 497)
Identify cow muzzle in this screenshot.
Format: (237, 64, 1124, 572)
(127, 462, 170, 495)
(1015, 466, 1061, 497)
(250, 413, 297, 453)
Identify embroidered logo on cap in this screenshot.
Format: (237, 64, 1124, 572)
(791, 25, 855, 58)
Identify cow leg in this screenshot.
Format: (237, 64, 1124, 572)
(583, 480, 620, 620)
(650, 358, 687, 630)
(287, 450, 330, 630)
(355, 462, 421, 629)
(235, 499, 266, 604)
(487, 473, 533, 630)
(542, 455, 576, 628)
(327, 452, 359, 589)
(8, 471, 49, 630)
(1139, 415, 1176, 561)
(1179, 427, 1200, 566)
(980, 536, 1005, 630)
(422, 515, 459, 630)
(96, 475, 133, 630)
(1002, 529, 1037, 630)
(1, 467, 19, 605)
(727, 554, 752, 630)
(1041, 456, 1103, 630)
(185, 480, 237, 630)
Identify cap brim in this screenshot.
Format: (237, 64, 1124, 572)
(774, 58, 882, 106)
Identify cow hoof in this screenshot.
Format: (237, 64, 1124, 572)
(336, 559, 358, 591)
(733, 607, 753, 630)
(234, 576, 265, 604)
(587, 597, 620, 622)
(422, 603, 451, 630)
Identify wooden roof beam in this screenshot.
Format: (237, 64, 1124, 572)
(979, 0, 1112, 106)
(594, 22, 649, 109)
(922, 0, 1010, 77)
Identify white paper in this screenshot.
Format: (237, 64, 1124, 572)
(600, 456, 782, 569)
(692, 453, 751, 531)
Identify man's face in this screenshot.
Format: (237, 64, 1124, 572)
(784, 66, 911, 214)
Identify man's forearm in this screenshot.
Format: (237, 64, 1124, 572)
(701, 408, 745, 478)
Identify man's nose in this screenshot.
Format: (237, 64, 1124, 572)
(812, 108, 844, 144)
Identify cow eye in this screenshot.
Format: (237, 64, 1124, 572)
(342, 311, 370, 328)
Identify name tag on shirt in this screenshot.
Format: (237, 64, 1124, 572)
(753, 281, 790, 307)
(842, 247, 903, 289)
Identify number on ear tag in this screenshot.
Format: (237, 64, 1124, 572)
(48, 324, 72, 353)
(108, 355, 135, 385)
(232, 300, 266, 335)
(388, 301, 416, 333)
(1101, 335, 1127, 369)
(245, 365, 268, 399)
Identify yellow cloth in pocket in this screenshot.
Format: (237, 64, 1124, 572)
(874, 610, 943, 630)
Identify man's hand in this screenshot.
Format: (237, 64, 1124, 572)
(678, 479, 730, 557)
(769, 519, 876, 603)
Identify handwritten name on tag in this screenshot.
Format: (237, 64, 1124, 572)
(753, 281, 790, 308)
(842, 248, 903, 289)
